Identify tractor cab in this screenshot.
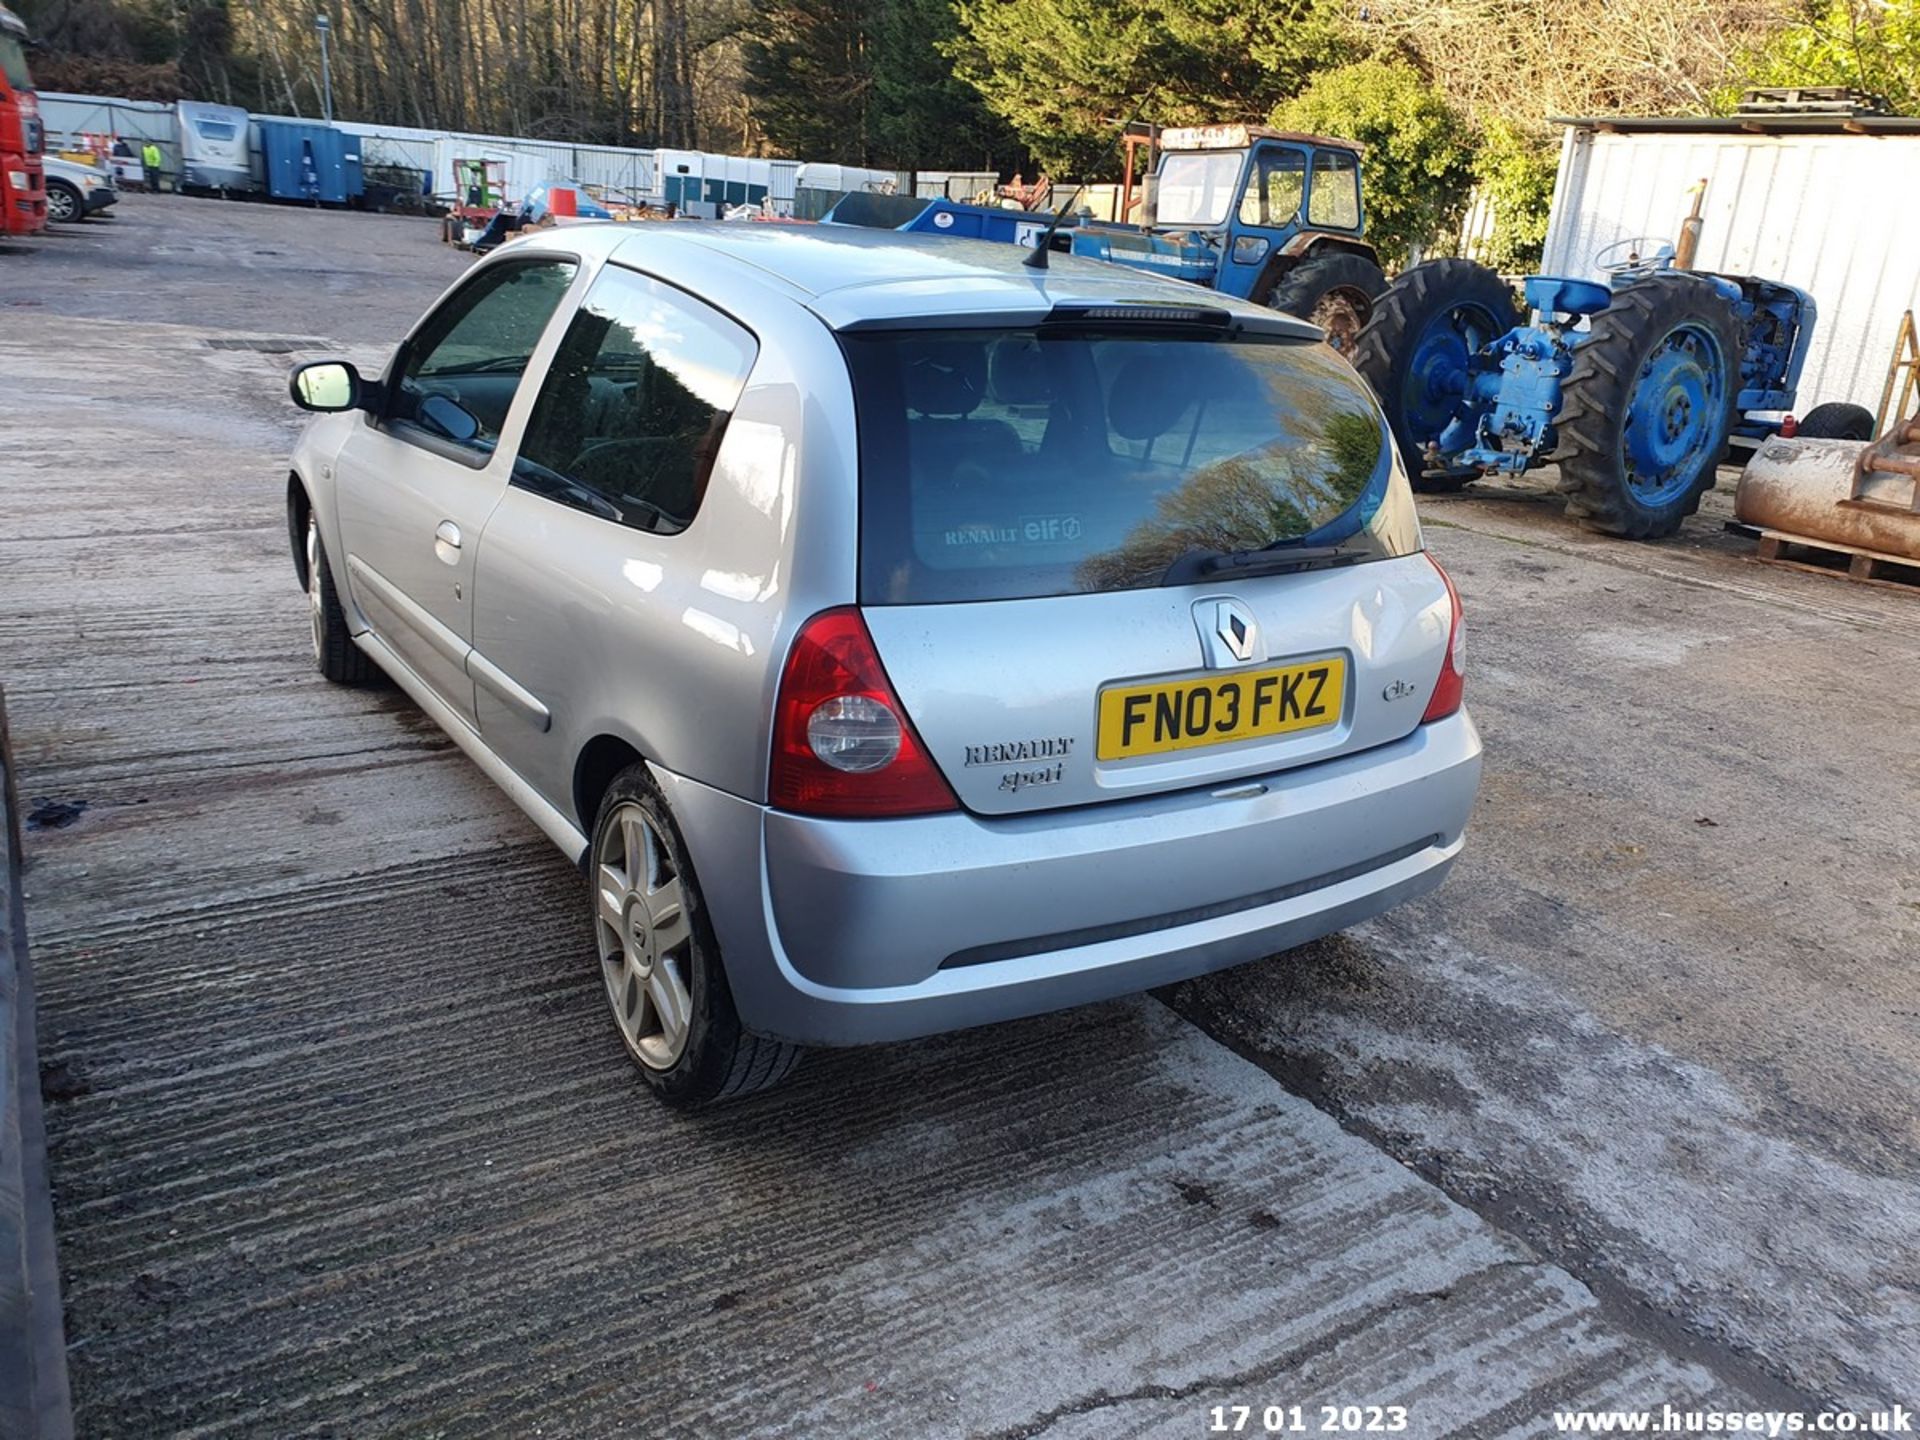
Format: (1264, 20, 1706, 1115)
(1061, 125, 1386, 347)
(820, 122, 1388, 347)
(1105, 127, 1363, 291)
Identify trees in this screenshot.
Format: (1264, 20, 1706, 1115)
(1730, 0, 1920, 112)
(1471, 119, 1559, 272)
(1344, 0, 1783, 268)
(741, 0, 1013, 167)
(742, 0, 875, 163)
(1273, 59, 1474, 268)
(22, 0, 745, 147)
(950, 0, 1352, 174)
(25, 0, 1910, 238)
(869, 0, 1013, 169)
(1352, 0, 1784, 127)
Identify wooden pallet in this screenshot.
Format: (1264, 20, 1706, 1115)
(1751, 528, 1920, 591)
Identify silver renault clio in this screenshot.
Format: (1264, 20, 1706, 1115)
(286, 222, 1480, 1106)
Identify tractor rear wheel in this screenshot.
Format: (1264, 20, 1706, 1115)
(1268, 251, 1387, 355)
(1796, 402, 1876, 441)
(1555, 274, 1740, 539)
(1349, 258, 1522, 493)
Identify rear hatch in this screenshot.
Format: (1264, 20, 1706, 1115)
(842, 312, 1451, 816)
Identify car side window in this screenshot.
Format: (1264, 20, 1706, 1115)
(512, 265, 758, 536)
(390, 259, 577, 455)
(1307, 150, 1361, 230)
(1238, 147, 1305, 229)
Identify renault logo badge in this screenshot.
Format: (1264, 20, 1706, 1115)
(1194, 597, 1261, 668)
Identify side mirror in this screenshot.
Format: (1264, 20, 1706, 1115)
(289, 360, 363, 413)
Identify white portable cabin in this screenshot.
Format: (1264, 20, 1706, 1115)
(175, 100, 251, 191)
(1543, 111, 1920, 415)
(654, 150, 789, 218)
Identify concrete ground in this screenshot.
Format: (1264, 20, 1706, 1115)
(1, 195, 1914, 1435)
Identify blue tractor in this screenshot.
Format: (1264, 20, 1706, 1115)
(1349, 246, 1870, 539)
(825, 124, 1389, 350)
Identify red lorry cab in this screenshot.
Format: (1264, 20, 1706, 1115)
(0, 1, 45, 237)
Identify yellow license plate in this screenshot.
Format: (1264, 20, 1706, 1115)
(1096, 656, 1347, 760)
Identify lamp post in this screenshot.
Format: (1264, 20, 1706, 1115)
(314, 13, 334, 124)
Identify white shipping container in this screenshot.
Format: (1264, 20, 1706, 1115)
(1543, 122, 1920, 415)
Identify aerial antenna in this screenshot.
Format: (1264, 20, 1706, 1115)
(1023, 185, 1087, 270)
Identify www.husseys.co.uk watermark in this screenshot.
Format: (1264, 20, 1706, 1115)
(1552, 1405, 1913, 1435)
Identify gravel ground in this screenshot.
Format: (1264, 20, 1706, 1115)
(0, 194, 1913, 1435)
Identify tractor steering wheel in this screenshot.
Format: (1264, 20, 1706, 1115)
(1595, 237, 1677, 275)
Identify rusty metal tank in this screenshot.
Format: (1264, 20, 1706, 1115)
(1734, 414, 1920, 561)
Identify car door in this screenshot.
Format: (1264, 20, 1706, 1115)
(1305, 147, 1363, 236)
(331, 256, 577, 724)
(1220, 142, 1307, 297)
(467, 264, 760, 810)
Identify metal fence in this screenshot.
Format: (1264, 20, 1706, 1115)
(36, 92, 177, 165)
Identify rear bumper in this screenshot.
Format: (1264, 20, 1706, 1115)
(658, 710, 1481, 1047)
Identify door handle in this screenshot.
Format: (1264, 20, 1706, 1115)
(433, 520, 462, 566)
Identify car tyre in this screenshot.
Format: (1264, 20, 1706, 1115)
(590, 764, 801, 1107)
(45, 179, 83, 224)
(306, 511, 379, 684)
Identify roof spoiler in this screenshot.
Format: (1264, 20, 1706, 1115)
(834, 302, 1321, 341)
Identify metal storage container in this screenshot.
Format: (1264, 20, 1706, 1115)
(258, 120, 363, 205)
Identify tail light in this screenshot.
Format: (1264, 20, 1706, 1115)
(769, 607, 959, 818)
(1421, 555, 1465, 724)
(1780, 414, 1799, 438)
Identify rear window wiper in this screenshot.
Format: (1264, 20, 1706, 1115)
(1161, 545, 1363, 585)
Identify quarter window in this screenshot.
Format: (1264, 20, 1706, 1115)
(391, 259, 577, 454)
(514, 266, 758, 535)
(1308, 150, 1362, 230)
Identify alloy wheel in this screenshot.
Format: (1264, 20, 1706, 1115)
(306, 516, 325, 662)
(593, 801, 695, 1069)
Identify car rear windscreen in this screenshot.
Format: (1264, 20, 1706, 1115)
(844, 325, 1420, 604)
